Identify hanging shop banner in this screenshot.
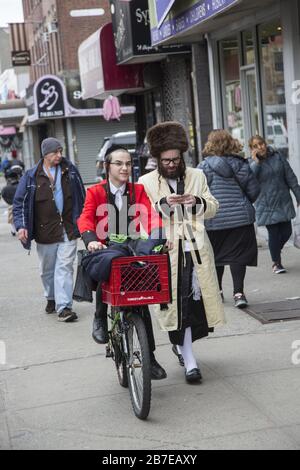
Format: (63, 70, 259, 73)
(149, 0, 241, 45)
(11, 50, 31, 67)
(110, 0, 189, 64)
(37, 76, 65, 119)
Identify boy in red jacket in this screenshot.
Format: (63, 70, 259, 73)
(77, 145, 167, 380)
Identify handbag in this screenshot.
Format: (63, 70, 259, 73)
(72, 250, 94, 303)
(293, 207, 300, 249)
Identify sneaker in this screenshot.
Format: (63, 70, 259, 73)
(58, 308, 78, 322)
(45, 299, 56, 314)
(272, 263, 286, 274)
(233, 293, 248, 309)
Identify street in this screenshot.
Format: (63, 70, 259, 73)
(1, 192, 300, 450)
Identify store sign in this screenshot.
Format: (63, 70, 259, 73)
(11, 50, 31, 67)
(26, 74, 135, 122)
(149, 0, 240, 44)
(111, 0, 189, 64)
(155, 0, 176, 28)
(37, 77, 65, 119)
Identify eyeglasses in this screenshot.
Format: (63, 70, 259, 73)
(160, 157, 181, 166)
(110, 161, 132, 168)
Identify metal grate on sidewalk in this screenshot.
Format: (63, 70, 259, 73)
(244, 299, 300, 324)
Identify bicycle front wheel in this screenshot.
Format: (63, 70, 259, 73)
(126, 311, 151, 420)
(110, 307, 128, 388)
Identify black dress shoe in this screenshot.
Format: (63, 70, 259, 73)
(185, 367, 202, 383)
(171, 344, 184, 367)
(45, 299, 56, 314)
(150, 356, 167, 380)
(92, 317, 109, 344)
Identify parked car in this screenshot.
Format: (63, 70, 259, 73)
(96, 131, 137, 181)
(266, 118, 288, 150)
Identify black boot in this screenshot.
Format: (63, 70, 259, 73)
(150, 353, 167, 380)
(92, 313, 109, 344)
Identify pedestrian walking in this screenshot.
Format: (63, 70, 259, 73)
(198, 129, 260, 308)
(13, 137, 85, 322)
(1, 161, 24, 235)
(139, 121, 225, 383)
(77, 144, 167, 380)
(249, 135, 300, 273)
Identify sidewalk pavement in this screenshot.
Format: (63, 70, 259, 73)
(1, 190, 300, 450)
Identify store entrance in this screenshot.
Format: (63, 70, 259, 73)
(241, 65, 261, 146)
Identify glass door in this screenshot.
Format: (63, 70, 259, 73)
(241, 65, 260, 145)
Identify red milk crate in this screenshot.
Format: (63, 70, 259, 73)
(101, 254, 171, 306)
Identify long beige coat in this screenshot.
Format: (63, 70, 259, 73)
(139, 167, 225, 331)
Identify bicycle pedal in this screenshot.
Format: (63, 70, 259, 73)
(105, 346, 113, 358)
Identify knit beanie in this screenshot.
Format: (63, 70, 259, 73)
(41, 138, 62, 157)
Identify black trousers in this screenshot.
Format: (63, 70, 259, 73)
(216, 264, 247, 295)
(266, 221, 292, 263)
(169, 252, 210, 346)
(95, 284, 155, 353)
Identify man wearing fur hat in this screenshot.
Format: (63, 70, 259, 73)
(139, 121, 225, 383)
(13, 137, 85, 322)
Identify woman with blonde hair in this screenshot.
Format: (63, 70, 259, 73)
(198, 129, 260, 308)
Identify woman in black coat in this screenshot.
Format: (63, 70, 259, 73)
(249, 135, 300, 273)
(198, 130, 260, 308)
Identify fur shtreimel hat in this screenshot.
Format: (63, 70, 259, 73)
(146, 121, 189, 158)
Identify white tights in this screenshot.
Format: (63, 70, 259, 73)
(177, 327, 198, 372)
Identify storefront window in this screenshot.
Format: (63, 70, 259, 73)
(242, 30, 255, 65)
(219, 37, 244, 145)
(259, 21, 288, 157)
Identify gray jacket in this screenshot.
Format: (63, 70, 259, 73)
(250, 147, 300, 226)
(198, 155, 260, 231)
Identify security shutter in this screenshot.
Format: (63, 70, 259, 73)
(74, 115, 136, 184)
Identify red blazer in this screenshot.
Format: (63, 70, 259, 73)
(77, 180, 163, 244)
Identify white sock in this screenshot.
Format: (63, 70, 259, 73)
(177, 327, 198, 372)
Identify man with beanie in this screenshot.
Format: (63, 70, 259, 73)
(139, 121, 225, 383)
(13, 137, 85, 322)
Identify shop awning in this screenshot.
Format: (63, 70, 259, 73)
(0, 126, 17, 136)
(149, 0, 242, 45)
(78, 22, 144, 100)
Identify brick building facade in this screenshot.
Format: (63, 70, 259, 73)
(22, 0, 111, 80)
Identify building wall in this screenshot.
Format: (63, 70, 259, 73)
(22, 0, 111, 81)
(56, 0, 111, 72)
(0, 28, 12, 74)
(191, 42, 213, 161)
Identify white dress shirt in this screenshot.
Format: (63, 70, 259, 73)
(109, 181, 126, 211)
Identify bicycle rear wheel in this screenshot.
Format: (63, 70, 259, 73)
(126, 311, 151, 420)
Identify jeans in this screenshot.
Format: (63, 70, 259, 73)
(36, 233, 77, 314)
(266, 221, 292, 263)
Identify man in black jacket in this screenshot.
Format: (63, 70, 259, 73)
(13, 138, 85, 322)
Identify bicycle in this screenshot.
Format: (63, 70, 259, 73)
(102, 253, 170, 420)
